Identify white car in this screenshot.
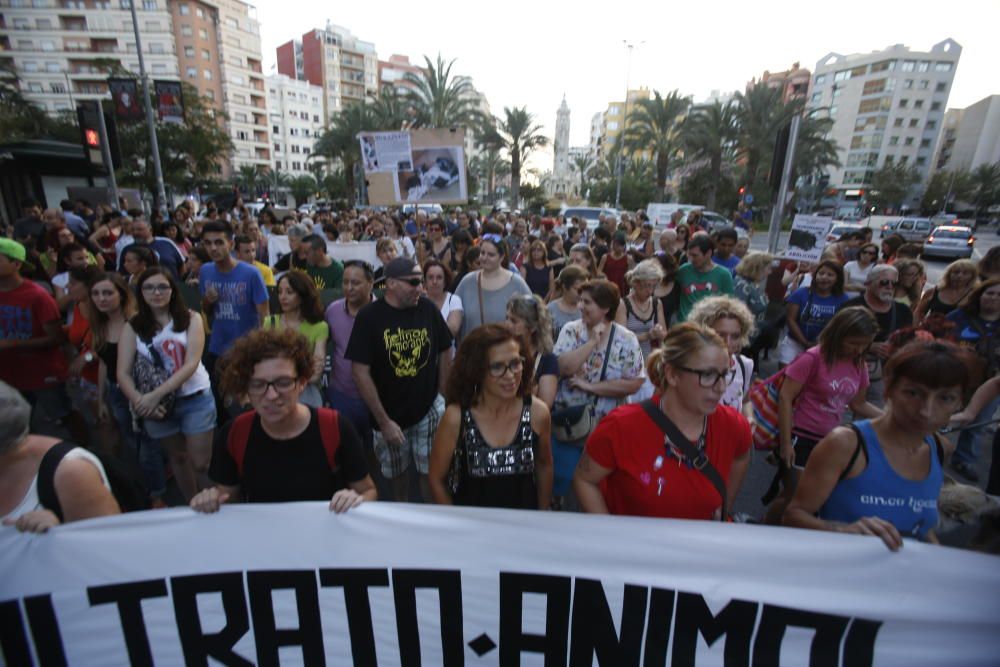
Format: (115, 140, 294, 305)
(558, 206, 620, 229)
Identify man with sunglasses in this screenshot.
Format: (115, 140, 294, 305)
(839, 265, 913, 404)
(346, 258, 453, 502)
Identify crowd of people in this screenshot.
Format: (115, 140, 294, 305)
(1, 196, 997, 553)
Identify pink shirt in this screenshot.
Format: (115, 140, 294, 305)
(785, 346, 869, 437)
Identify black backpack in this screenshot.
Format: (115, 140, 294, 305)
(36, 442, 150, 519)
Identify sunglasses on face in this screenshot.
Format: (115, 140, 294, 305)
(398, 277, 422, 287)
(877, 279, 898, 287)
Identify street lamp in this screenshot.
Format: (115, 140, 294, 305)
(614, 40, 643, 210)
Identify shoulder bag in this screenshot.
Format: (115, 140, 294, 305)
(551, 324, 616, 443)
(131, 331, 175, 418)
(638, 399, 727, 521)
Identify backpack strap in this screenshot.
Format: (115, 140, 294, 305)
(839, 424, 869, 481)
(317, 407, 340, 472)
(36, 441, 76, 522)
(226, 411, 257, 478)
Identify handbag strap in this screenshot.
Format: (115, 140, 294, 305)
(596, 323, 616, 387)
(639, 399, 727, 520)
(476, 271, 486, 327)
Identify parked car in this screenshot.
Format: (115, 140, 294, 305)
(922, 226, 976, 259)
(694, 210, 732, 232)
(930, 212, 959, 227)
(879, 219, 901, 238)
(401, 203, 444, 216)
(826, 223, 865, 243)
(558, 206, 620, 229)
(893, 217, 935, 243)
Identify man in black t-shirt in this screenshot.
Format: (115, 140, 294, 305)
(346, 257, 453, 502)
(839, 264, 913, 405)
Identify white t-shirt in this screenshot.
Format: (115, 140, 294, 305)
(136, 318, 211, 397)
(392, 236, 416, 259)
(843, 261, 874, 288)
(721, 354, 754, 410)
(2, 447, 110, 522)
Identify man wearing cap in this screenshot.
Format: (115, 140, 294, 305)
(346, 257, 452, 502)
(0, 239, 88, 443)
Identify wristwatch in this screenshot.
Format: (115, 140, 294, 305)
(83, 351, 95, 363)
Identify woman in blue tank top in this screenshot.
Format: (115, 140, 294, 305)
(783, 340, 975, 550)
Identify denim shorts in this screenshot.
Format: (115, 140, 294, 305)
(143, 390, 217, 439)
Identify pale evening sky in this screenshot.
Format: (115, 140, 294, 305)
(256, 0, 1000, 174)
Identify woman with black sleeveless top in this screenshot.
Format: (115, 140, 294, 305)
(428, 324, 553, 509)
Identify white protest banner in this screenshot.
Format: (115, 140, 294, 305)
(267, 236, 379, 269)
(783, 215, 834, 263)
(1, 504, 997, 666)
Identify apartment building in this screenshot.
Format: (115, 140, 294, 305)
(0, 0, 178, 113)
(266, 72, 323, 176)
(378, 53, 421, 95)
(932, 94, 1000, 173)
(807, 39, 961, 209)
(599, 88, 650, 161)
(276, 23, 377, 123)
(754, 62, 811, 103)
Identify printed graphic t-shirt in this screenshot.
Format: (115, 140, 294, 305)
(676, 263, 734, 322)
(786, 287, 851, 342)
(345, 296, 452, 429)
(199, 260, 269, 355)
(0, 280, 68, 390)
(785, 346, 869, 437)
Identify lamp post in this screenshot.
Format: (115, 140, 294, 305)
(127, 0, 167, 216)
(614, 40, 642, 210)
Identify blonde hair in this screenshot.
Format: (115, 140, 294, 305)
(506, 293, 554, 354)
(688, 296, 756, 350)
(646, 322, 726, 391)
(625, 258, 664, 285)
(734, 252, 773, 282)
(940, 259, 979, 291)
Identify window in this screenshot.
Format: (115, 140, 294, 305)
(889, 136, 899, 146)
(930, 101, 941, 112)
(857, 97, 889, 114)
(832, 88, 843, 99)
(274, 143, 281, 152)
(236, 130, 248, 141)
(901, 60, 915, 72)
(45, 62, 60, 72)
(935, 82, 947, 93)
(230, 75, 244, 85)
(181, 25, 192, 36)
(855, 116, 887, 132)
(926, 120, 937, 130)
(149, 43, 164, 54)
(17, 40, 33, 50)
(201, 49, 210, 60)
(23, 62, 39, 73)
(203, 69, 212, 80)
(909, 118, 919, 128)
(151, 63, 167, 74)
(608, 106, 620, 115)
(292, 161, 301, 171)
(303, 147, 310, 155)
(196, 8, 204, 18)
(898, 98, 909, 108)
(903, 79, 913, 89)
(303, 129, 310, 137)
(27, 83, 43, 92)
(934, 62, 952, 72)
(884, 155, 895, 165)
(226, 17, 238, 28)
(272, 124, 279, 133)
(914, 100, 924, 109)
(606, 121, 619, 131)
(40, 40, 56, 52)
(50, 82, 66, 93)
(199, 28, 208, 40)
(289, 128, 298, 136)
(186, 66, 196, 78)
(914, 157, 927, 167)
(919, 80, 929, 90)
(184, 46, 195, 57)
(870, 60, 894, 73)
(917, 61, 930, 72)
(920, 139, 931, 148)
(234, 112, 247, 122)
(142, 0, 157, 8)
(204, 89, 214, 100)
(850, 65, 867, 77)
(12, 18, 29, 29)
(313, 114, 319, 122)
(36, 18, 52, 29)
(291, 145, 300, 153)
(862, 79, 886, 95)
(178, 3, 189, 13)
(893, 118, 904, 127)
(904, 137, 914, 146)
(899, 155, 909, 164)
(833, 70, 850, 82)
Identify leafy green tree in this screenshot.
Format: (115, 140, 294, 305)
(233, 164, 266, 197)
(518, 182, 548, 211)
(622, 90, 691, 203)
(734, 83, 800, 197)
(791, 110, 840, 182)
(289, 175, 317, 205)
(482, 107, 547, 209)
(262, 168, 291, 203)
(920, 168, 973, 214)
(313, 102, 377, 205)
(468, 147, 508, 202)
(369, 86, 414, 130)
(684, 100, 737, 209)
(970, 162, 1000, 216)
(869, 162, 921, 212)
(571, 154, 594, 199)
(403, 55, 484, 129)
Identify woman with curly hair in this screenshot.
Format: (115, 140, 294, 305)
(189, 328, 376, 513)
(506, 293, 557, 408)
(262, 270, 329, 407)
(428, 324, 553, 509)
(688, 296, 756, 417)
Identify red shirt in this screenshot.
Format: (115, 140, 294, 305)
(67, 302, 99, 385)
(586, 398, 751, 520)
(0, 280, 68, 391)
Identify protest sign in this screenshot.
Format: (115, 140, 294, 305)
(783, 215, 834, 263)
(1, 503, 997, 666)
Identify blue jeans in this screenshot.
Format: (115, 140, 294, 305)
(954, 395, 1000, 467)
(106, 382, 166, 499)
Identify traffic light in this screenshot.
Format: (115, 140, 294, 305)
(77, 101, 106, 169)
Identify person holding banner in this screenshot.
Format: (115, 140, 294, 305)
(428, 324, 553, 509)
(784, 340, 974, 549)
(573, 323, 751, 520)
(190, 328, 376, 513)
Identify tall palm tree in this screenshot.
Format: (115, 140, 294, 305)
(403, 54, 484, 129)
(685, 100, 738, 209)
(234, 164, 266, 198)
(482, 107, 547, 209)
(313, 102, 377, 205)
(792, 110, 841, 182)
(571, 154, 594, 199)
(262, 168, 291, 202)
(369, 86, 414, 130)
(622, 90, 692, 203)
(734, 83, 801, 194)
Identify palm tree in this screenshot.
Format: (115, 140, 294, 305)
(369, 86, 414, 130)
(289, 175, 318, 206)
(261, 168, 290, 200)
(622, 90, 692, 203)
(571, 154, 594, 199)
(792, 110, 841, 182)
(482, 107, 547, 209)
(734, 84, 801, 194)
(313, 102, 377, 205)
(403, 54, 484, 129)
(685, 100, 738, 209)
(234, 164, 266, 198)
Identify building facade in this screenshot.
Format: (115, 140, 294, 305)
(266, 73, 323, 177)
(808, 39, 961, 210)
(276, 23, 377, 123)
(377, 53, 421, 95)
(754, 62, 811, 103)
(932, 95, 1000, 173)
(599, 88, 651, 161)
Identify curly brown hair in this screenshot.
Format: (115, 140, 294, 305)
(218, 328, 314, 397)
(445, 324, 532, 409)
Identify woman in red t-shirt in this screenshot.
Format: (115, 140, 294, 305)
(574, 323, 751, 520)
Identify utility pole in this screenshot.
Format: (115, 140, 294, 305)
(95, 105, 121, 208)
(127, 0, 167, 216)
(767, 113, 801, 255)
(614, 40, 642, 210)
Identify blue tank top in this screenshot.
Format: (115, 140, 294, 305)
(819, 420, 942, 540)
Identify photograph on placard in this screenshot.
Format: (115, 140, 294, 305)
(397, 146, 466, 202)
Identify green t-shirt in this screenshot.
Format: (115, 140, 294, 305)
(263, 316, 329, 346)
(675, 263, 734, 322)
(305, 259, 343, 291)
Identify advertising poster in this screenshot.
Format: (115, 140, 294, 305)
(153, 80, 184, 125)
(107, 78, 142, 123)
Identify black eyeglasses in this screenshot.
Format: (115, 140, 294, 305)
(675, 365, 731, 388)
(487, 357, 524, 378)
(247, 376, 298, 397)
(141, 284, 172, 294)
